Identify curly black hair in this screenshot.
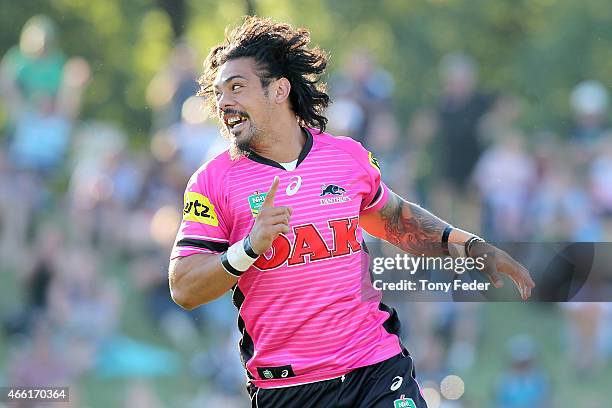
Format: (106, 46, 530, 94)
(198, 16, 330, 133)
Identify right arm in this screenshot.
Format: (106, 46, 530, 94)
(169, 176, 290, 310)
(169, 253, 237, 310)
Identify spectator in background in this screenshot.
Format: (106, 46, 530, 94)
(0, 14, 90, 174)
(7, 59, 89, 174)
(329, 49, 394, 145)
(403, 108, 439, 205)
(0, 15, 66, 108)
(562, 303, 612, 377)
(364, 111, 413, 198)
(494, 335, 551, 408)
(435, 52, 496, 194)
(569, 80, 609, 153)
(472, 130, 536, 241)
(68, 122, 127, 247)
(0, 14, 90, 265)
(46, 248, 122, 376)
(477, 94, 525, 145)
(2, 222, 64, 337)
(323, 96, 365, 138)
(48, 249, 121, 331)
(8, 316, 76, 390)
(528, 142, 603, 242)
(589, 134, 612, 216)
(146, 42, 199, 131)
(130, 253, 203, 351)
(152, 96, 225, 175)
(67, 123, 174, 255)
(405, 302, 482, 377)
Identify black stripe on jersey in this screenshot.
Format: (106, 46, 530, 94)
(176, 238, 229, 252)
(247, 127, 313, 170)
(232, 285, 255, 379)
(379, 302, 402, 339)
(366, 185, 383, 208)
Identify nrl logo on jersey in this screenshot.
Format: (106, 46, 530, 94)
(394, 396, 416, 408)
(319, 184, 350, 205)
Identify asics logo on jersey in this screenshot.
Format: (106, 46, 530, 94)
(286, 176, 302, 196)
(390, 376, 403, 391)
(253, 217, 361, 270)
(320, 184, 346, 196)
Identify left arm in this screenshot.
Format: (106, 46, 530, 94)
(360, 189, 472, 256)
(361, 189, 535, 299)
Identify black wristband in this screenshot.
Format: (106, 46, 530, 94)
(441, 225, 453, 255)
(243, 235, 259, 258)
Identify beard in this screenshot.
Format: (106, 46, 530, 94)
(219, 105, 270, 160)
(229, 135, 251, 160)
(222, 120, 264, 161)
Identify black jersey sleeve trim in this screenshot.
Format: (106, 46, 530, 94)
(365, 185, 383, 208)
(176, 238, 229, 252)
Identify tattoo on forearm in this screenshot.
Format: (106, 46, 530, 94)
(379, 192, 449, 255)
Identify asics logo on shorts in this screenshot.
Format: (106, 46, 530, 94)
(390, 376, 403, 391)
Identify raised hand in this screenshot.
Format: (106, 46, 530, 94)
(249, 176, 293, 255)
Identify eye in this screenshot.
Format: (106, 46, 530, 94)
(231, 84, 243, 91)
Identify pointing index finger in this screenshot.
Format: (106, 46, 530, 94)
(262, 176, 279, 208)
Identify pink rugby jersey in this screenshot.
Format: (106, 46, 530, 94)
(171, 128, 403, 388)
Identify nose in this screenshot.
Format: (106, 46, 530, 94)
(217, 91, 235, 112)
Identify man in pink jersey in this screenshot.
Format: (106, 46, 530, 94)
(168, 17, 535, 408)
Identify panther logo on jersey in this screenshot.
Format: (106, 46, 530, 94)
(319, 184, 351, 205)
(320, 184, 346, 196)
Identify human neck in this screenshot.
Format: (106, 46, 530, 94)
(250, 121, 305, 163)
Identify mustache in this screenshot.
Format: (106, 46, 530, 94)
(221, 108, 249, 119)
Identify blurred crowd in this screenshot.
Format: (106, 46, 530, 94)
(0, 15, 611, 408)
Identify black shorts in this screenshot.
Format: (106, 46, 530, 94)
(247, 349, 428, 408)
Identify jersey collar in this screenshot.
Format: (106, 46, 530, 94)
(246, 128, 314, 170)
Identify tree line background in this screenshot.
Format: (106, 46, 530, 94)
(1, 0, 610, 142)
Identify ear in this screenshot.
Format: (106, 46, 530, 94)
(273, 77, 291, 104)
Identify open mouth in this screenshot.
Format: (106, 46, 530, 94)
(223, 114, 248, 132)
